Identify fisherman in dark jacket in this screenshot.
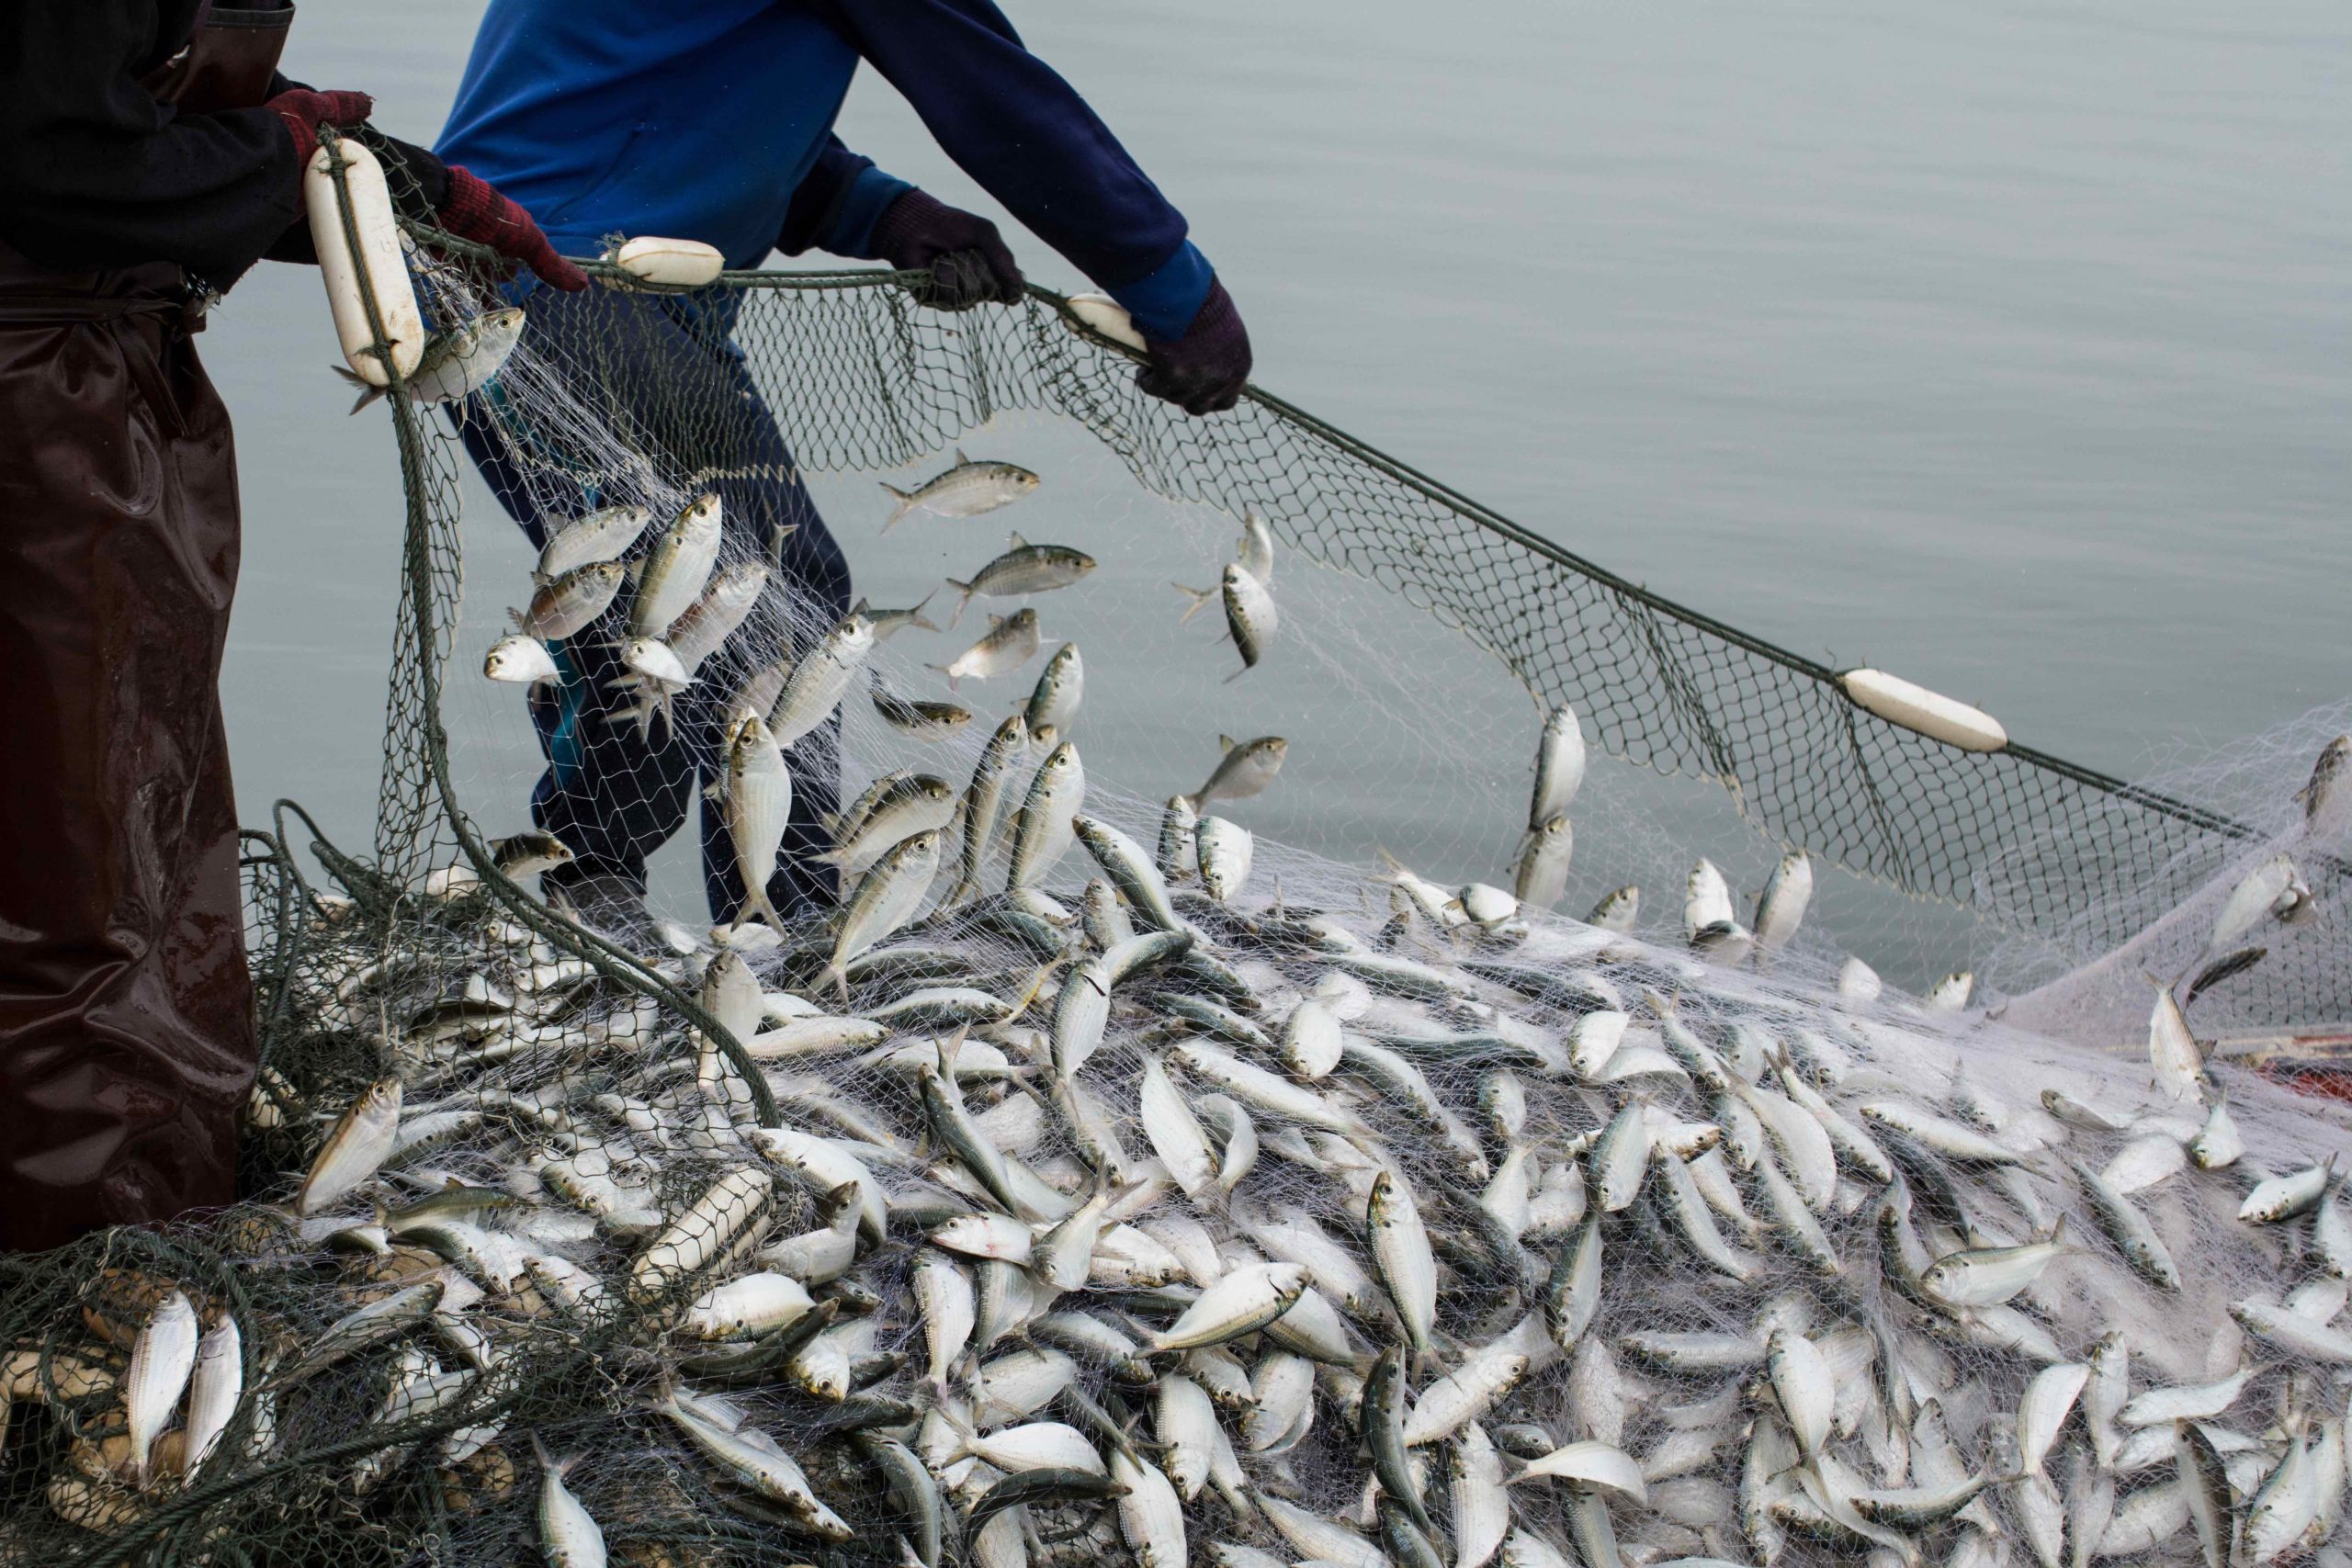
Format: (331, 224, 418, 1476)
(0, 0, 582, 1250)
(438, 0, 1253, 937)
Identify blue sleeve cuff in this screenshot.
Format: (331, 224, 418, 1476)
(1106, 241, 1214, 342)
(828, 166, 918, 259)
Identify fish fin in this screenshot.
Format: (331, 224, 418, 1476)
(1009, 530, 1027, 548)
(880, 482, 913, 502)
(907, 586, 941, 631)
(626, 557, 644, 585)
(1218, 735, 1238, 753)
(507, 607, 526, 631)
(1170, 581, 1216, 623)
(955, 447, 970, 465)
(850, 596, 869, 616)
(817, 811, 840, 834)
(1222, 663, 1249, 685)
(944, 581, 974, 627)
(1172, 795, 1197, 817)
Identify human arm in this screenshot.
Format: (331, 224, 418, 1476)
(0, 0, 310, 286)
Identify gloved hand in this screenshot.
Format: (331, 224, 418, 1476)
(869, 189, 1023, 310)
(1136, 278, 1250, 416)
(266, 87, 374, 170)
(436, 167, 591, 293)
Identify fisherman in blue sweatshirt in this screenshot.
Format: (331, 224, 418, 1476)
(438, 0, 1251, 939)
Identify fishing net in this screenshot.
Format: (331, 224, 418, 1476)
(6, 130, 2349, 1567)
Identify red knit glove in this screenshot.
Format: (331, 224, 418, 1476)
(436, 166, 591, 292)
(266, 88, 374, 172)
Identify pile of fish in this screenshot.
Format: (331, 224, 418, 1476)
(9, 779, 2350, 1565)
(9, 430, 2349, 1567)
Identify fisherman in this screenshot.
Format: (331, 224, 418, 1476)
(438, 0, 1254, 939)
(0, 1, 582, 1250)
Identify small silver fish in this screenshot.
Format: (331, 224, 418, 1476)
(951, 715, 1029, 903)
(1753, 850, 1813, 950)
(490, 830, 573, 880)
(879, 448, 1040, 531)
(335, 305, 526, 413)
(1175, 562, 1277, 679)
(628, 492, 724, 639)
(945, 533, 1096, 624)
(1024, 642, 1084, 746)
(1515, 815, 1574, 909)
(714, 712, 793, 932)
(1179, 734, 1287, 814)
(871, 674, 972, 741)
(510, 560, 626, 642)
(931, 607, 1042, 688)
(483, 633, 559, 687)
(297, 1075, 403, 1214)
(1588, 885, 1638, 932)
(2296, 733, 2351, 833)
(769, 609, 877, 747)
(535, 502, 653, 584)
(1531, 706, 1586, 828)
(1196, 816, 1254, 901)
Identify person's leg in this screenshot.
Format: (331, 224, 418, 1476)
(0, 296, 255, 1250)
(458, 287, 850, 926)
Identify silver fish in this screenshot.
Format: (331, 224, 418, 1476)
(851, 591, 942, 640)
(1195, 816, 1253, 901)
(1176, 562, 1277, 678)
(533, 1434, 608, 1568)
(628, 492, 723, 639)
(510, 559, 626, 642)
(1180, 734, 1287, 814)
(827, 773, 956, 875)
(2296, 734, 2351, 833)
(823, 829, 944, 994)
(952, 715, 1029, 902)
(1007, 743, 1085, 890)
(1531, 706, 1586, 827)
(1024, 642, 1084, 746)
(1514, 816, 1573, 909)
(871, 674, 973, 741)
(483, 633, 559, 687)
(1753, 851, 1812, 950)
(535, 502, 652, 584)
(181, 1314, 242, 1483)
(769, 610, 876, 747)
(336, 305, 526, 413)
(879, 448, 1040, 531)
(298, 1075, 403, 1214)
(714, 713, 793, 932)
(661, 560, 768, 678)
(931, 607, 1041, 687)
(1236, 511, 1275, 584)
(945, 533, 1096, 624)
(1588, 886, 1638, 932)
(125, 1290, 200, 1489)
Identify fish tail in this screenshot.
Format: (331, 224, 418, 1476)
(878, 483, 914, 532)
(908, 587, 942, 632)
(944, 581, 974, 627)
(332, 363, 385, 415)
(1170, 581, 1216, 623)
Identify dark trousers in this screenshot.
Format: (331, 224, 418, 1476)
(0, 247, 255, 1250)
(457, 285, 849, 923)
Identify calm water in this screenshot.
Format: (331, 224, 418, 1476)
(209, 1, 2351, 936)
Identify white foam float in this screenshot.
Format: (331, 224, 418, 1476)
(1840, 666, 2008, 752)
(306, 139, 424, 387)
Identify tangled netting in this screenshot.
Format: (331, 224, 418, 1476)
(6, 141, 2350, 1566)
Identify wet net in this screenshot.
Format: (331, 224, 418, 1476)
(6, 131, 2349, 1567)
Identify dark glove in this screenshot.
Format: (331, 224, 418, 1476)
(435, 167, 591, 292)
(1136, 278, 1250, 416)
(869, 189, 1023, 310)
(266, 87, 374, 172)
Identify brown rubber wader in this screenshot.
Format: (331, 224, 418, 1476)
(0, 6, 291, 1252)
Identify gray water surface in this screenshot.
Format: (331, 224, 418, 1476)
(208, 1, 2350, 945)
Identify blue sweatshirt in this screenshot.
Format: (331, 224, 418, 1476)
(436, 0, 1214, 339)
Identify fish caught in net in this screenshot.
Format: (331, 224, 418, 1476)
(5, 143, 2348, 1567)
